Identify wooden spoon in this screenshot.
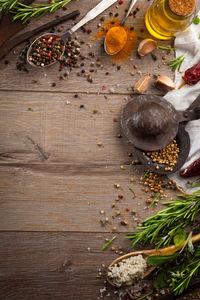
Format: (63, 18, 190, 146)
(107, 233, 200, 286)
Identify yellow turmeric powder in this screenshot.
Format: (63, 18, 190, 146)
(105, 26, 127, 54)
(94, 19, 137, 61)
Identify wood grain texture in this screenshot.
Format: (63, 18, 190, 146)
(0, 232, 200, 300)
(0, 91, 177, 231)
(0, 232, 125, 300)
(1, 0, 200, 299)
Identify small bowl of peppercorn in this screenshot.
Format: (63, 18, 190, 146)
(27, 33, 65, 68)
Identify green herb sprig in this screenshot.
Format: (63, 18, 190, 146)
(0, 0, 19, 13)
(101, 236, 116, 251)
(126, 192, 200, 249)
(158, 45, 177, 51)
(193, 15, 200, 25)
(0, 0, 73, 22)
(168, 54, 185, 72)
(149, 242, 200, 296)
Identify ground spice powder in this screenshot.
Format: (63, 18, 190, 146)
(94, 19, 137, 61)
(105, 26, 127, 54)
(169, 0, 195, 16)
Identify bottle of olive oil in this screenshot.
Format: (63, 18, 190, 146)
(145, 0, 196, 40)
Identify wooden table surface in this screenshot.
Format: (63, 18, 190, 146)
(0, 1, 200, 299)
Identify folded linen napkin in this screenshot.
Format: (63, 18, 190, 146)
(164, 14, 200, 193)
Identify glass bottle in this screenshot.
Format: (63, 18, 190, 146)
(145, 0, 196, 40)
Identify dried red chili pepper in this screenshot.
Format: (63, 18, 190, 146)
(180, 157, 200, 177)
(183, 60, 200, 85)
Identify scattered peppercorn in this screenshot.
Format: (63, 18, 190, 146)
(28, 34, 64, 67)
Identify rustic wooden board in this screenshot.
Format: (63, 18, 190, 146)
(0, 232, 127, 300)
(1, 0, 200, 299)
(0, 91, 177, 231)
(0, 232, 200, 300)
(0, 0, 174, 94)
(0, 91, 159, 165)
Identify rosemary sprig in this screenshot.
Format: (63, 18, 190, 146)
(13, 0, 73, 22)
(0, 0, 74, 22)
(148, 237, 200, 296)
(170, 255, 200, 295)
(0, 0, 19, 13)
(168, 54, 185, 72)
(126, 192, 200, 249)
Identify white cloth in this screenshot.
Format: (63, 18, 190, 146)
(164, 15, 200, 193)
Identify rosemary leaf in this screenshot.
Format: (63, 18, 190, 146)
(158, 45, 177, 51)
(149, 192, 160, 208)
(101, 236, 116, 251)
(168, 55, 185, 72)
(0, 0, 73, 22)
(126, 192, 200, 249)
(129, 187, 136, 197)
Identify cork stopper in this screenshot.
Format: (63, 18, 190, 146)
(169, 0, 195, 16)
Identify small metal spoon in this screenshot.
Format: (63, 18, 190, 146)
(107, 233, 200, 287)
(27, 0, 119, 67)
(104, 0, 137, 56)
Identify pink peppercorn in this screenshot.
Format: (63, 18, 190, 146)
(87, 29, 92, 34)
(119, 0, 123, 4)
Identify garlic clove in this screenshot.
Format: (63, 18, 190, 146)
(134, 74, 151, 94)
(155, 75, 176, 91)
(138, 39, 157, 57)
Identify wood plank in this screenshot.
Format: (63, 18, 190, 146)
(1, 162, 176, 231)
(0, 232, 125, 300)
(0, 232, 200, 300)
(0, 90, 177, 231)
(0, 91, 165, 165)
(0, 0, 174, 94)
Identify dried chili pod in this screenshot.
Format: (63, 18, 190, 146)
(183, 61, 200, 85)
(180, 157, 200, 177)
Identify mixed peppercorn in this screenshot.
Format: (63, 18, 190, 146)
(28, 34, 64, 67)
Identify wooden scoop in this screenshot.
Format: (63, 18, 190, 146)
(107, 233, 200, 286)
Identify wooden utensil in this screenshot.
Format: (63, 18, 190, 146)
(0, 10, 80, 60)
(107, 232, 200, 286)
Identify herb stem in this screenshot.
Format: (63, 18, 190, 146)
(158, 45, 177, 50)
(137, 291, 153, 300)
(101, 236, 116, 251)
(129, 187, 136, 197)
(149, 192, 160, 208)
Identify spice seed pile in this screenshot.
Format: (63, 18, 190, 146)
(28, 34, 64, 67)
(140, 171, 177, 203)
(59, 38, 81, 70)
(146, 139, 179, 171)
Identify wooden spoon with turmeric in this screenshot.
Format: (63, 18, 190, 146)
(104, 0, 137, 55)
(107, 232, 200, 286)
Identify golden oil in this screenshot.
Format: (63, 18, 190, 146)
(145, 0, 195, 40)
